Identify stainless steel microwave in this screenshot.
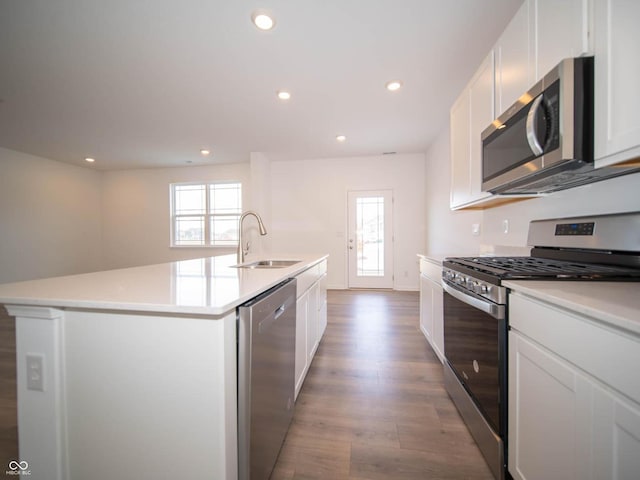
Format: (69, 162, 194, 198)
(481, 57, 595, 194)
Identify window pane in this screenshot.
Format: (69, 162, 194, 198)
(175, 185, 206, 215)
(210, 183, 241, 214)
(174, 216, 205, 245)
(210, 215, 239, 246)
(356, 196, 384, 277)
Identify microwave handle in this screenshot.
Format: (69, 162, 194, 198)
(526, 94, 544, 156)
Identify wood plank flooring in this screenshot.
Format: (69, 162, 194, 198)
(0, 290, 493, 479)
(0, 308, 18, 470)
(271, 289, 493, 480)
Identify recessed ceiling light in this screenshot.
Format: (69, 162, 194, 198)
(336, 135, 347, 142)
(277, 90, 291, 100)
(84, 157, 95, 163)
(251, 10, 276, 31)
(385, 80, 403, 92)
(200, 149, 211, 156)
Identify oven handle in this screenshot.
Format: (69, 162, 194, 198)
(442, 281, 506, 320)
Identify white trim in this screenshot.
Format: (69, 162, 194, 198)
(5, 305, 65, 320)
(14, 309, 68, 480)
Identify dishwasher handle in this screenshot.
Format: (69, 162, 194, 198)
(258, 303, 288, 334)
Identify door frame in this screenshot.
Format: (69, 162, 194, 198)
(346, 189, 394, 289)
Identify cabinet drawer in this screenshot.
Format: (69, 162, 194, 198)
(419, 258, 442, 284)
(296, 260, 326, 298)
(510, 292, 640, 403)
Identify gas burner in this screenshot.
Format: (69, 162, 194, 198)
(449, 256, 640, 280)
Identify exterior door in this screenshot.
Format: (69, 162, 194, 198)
(347, 190, 393, 289)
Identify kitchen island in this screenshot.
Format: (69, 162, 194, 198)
(0, 253, 328, 480)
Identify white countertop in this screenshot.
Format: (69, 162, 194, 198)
(504, 280, 640, 335)
(0, 253, 328, 316)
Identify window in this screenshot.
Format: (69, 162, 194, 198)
(170, 182, 242, 247)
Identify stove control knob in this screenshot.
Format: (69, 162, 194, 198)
(480, 284, 489, 294)
(466, 278, 474, 289)
(472, 281, 482, 294)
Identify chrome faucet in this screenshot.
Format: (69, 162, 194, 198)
(237, 211, 268, 264)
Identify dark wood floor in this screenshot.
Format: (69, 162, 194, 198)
(0, 290, 492, 479)
(0, 308, 18, 469)
(271, 289, 493, 480)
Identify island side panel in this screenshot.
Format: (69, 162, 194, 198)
(9, 306, 68, 480)
(61, 309, 237, 480)
(8, 306, 239, 480)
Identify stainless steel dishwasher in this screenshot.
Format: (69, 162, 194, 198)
(238, 278, 297, 480)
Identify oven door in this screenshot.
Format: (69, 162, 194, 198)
(442, 280, 507, 437)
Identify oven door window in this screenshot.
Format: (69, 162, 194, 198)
(443, 289, 506, 435)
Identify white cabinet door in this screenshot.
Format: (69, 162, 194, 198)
(468, 51, 495, 201)
(593, 0, 640, 167)
(532, 0, 591, 80)
(450, 90, 471, 208)
(294, 292, 308, 399)
(317, 273, 328, 338)
(592, 386, 640, 480)
(450, 51, 494, 209)
(431, 280, 444, 362)
(419, 274, 444, 363)
(419, 274, 434, 343)
(509, 331, 592, 480)
(495, 1, 532, 115)
(306, 282, 319, 363)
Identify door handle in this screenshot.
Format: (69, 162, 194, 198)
(526, 94, 545, 156)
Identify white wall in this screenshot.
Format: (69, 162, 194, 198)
(424, 127, 640, 253)
(101, 163, 251, 269)
(0, 148, 103, 283)
(269, 153, 426, 290)
(423, 126, 483, 255)
(482, 173, 640, 246)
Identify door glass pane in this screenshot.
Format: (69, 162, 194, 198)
(356, 196, 384, 277)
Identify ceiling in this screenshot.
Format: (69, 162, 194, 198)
(0, 0, 522, 170)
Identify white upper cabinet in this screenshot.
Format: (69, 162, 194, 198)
(450, 87, 471, 208)
(494, 2, 532, 116)
(593, 0, 640, 167)
(532, 0, 592, 81)
(469, 51, 495, 201)
(450, 52, 494, 209)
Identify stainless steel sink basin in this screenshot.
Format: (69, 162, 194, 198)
(233, 260, 301, 269)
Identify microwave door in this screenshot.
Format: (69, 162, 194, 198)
(481, 101, 543, 193)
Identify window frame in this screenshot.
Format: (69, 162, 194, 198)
(170, 181, 242, 248)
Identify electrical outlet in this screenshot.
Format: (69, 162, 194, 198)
(472, 223, 481, 236)
(26, 354, 45, 392)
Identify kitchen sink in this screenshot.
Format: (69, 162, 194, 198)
(233, 260, 301, 269)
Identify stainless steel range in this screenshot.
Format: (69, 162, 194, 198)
(441, 212, 640, 480)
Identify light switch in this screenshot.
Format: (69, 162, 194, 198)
(26, 354, 45, 392)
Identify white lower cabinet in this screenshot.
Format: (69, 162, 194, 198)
(419, 258, 444, 363)
(509, 331, 592, 480)
(294, 261, 328, 399)
(508, 293, 640, 480)
(295, 290, 309, 398)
